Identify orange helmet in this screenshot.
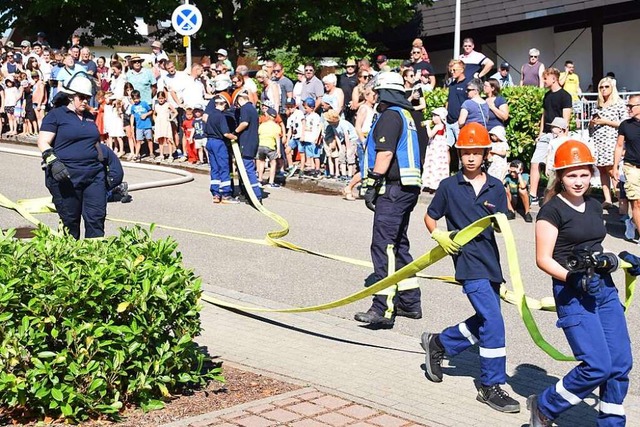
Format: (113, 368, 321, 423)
(553, 139, 594, 170)
(455, 122, 491, 149)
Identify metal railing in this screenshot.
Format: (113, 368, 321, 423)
(577, 91, 640, 132)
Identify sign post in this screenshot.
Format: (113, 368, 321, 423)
(171, 1, 202, 70)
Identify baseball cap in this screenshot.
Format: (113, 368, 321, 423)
(32, 42, 42, 48)
(37, 31, 46, 38)
(376, 54, 387, 63)
(151, 40, 162, 49)
(5, 41, 14, 49)
(216, 48, 228, 57)
(285, 98, 296, 107)
(304, 97, 316, 108)
(499, 62, 510, 70)
(266, 107, 277, 118)
(21, 40, 31, 47)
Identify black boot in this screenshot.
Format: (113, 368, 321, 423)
(354, 309, 394, 327)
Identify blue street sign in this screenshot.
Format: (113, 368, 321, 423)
(171, 4, 202, 36)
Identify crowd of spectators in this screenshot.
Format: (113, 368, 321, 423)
(0, 32, 630, 219)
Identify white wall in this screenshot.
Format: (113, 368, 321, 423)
(603, 20, 640, 92)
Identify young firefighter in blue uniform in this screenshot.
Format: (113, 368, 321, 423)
(528, 140, 632, 427)
(37, 72, 109, 239)
(353, 72, 423, 328)
(421, 122, 520, 413)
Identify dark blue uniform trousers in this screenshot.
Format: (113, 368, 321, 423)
(206, 138, 232, 197)
(440, 279, 506, 386)
(46, 168, 107, 239)
(239, 156, 262, 200)
(538, 276, 632, 426)
(370, 184, 421, 318)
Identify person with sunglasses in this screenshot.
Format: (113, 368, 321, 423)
(37, 72, 112, 239)
(520, 48, 545, 88)
(613, 94, 640, 239)
(272, 62, 293, 116)
(458, 37, 493, 81)
(410, 47, 435, 86)
(589, 77, 628, 210)
(338, 59, 358, 123)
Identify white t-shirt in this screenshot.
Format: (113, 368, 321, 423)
(182, 78, 205, 109)
(244, 77, 258, 95)
(286, 109, 305, 139)
(162, 71, 191, 107)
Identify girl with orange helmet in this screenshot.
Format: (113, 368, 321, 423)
(528, 139, 632, 426)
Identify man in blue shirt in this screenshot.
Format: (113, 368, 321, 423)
(234, 91, 262, 204)
(129, 90, 153, 161)
(421, 123, 520, 414)
(445, 59, 471, 148)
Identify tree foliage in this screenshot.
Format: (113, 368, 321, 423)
(0, 0, 430, 62)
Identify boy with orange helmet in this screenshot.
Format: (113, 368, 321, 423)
(421, 122, 520, 414)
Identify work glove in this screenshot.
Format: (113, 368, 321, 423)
(619, 251, 640, 276)
(566, 271, 602, 296)
(363, 170, 384, 212)
(42, 149, 71, 182)
(431, 229, 461, 255)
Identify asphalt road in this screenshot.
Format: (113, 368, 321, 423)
(2, 143, 640, 397)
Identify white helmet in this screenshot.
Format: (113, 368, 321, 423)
(214, 74, 232, 92)
(61, 72, 94, 97)
(374, 72, 404, 92)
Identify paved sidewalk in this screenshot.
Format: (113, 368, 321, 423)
(163, 387, 425, 427)
(191, 284, 640, 427)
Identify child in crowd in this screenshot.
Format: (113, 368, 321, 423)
(4, 77, 19, 135)
(153, 91, 177, 163)
(192, 106, 207, 164)
(544, 117, 570, 196)
(181, 107, 197, 164)
(257, 107, 282, 188)
(94, 90, 107, 142)
(285, 99, 304, 174)
(323, 109, 358, 180)
(129, 89, 153, 161)
(487, 126, 509, 181)
(503, 160, 533, 222)
(105, 96, 126, 156)
(299, 97, 322, 177)
(422, 123, 520, 414)
(421, 107, 449, 193)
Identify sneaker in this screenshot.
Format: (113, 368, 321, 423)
(527, 395, 552, 427)
(267, 183, 281, 189)
(165, 156, 174, 163)
(625, 218, 636, 240)
(506, 211, 516, 220)
(154, 155, 164, 163)
(420, 332, 445, 383)
(396, 308, 422, 319)
(476, 384, 520, 413)
(524, 212, 533, 223)
(221, 196, 240, 204)
(530, 195, 540, 206)
(353, 309, 394, 327)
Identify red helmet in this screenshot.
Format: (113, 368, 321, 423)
(553, 140, 594, 170)
(455, 122, 491, 149)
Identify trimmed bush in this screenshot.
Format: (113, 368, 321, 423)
(0, 225, 222, 423)
(424, 86, 547, 164)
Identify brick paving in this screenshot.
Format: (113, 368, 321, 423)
(162, 388, 424, 427)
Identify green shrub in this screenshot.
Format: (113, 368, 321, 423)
(501, 86, 546, 162)
(0, 225, 222, 423)
(424, 86, 546, 165)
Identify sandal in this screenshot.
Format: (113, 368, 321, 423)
(342, 187, 356, 201)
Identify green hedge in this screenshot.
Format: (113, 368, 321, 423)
(424, 86, 546, 164)
(0, 225, 222, 423)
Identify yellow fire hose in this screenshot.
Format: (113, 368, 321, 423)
(1, 142, 636, 362)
